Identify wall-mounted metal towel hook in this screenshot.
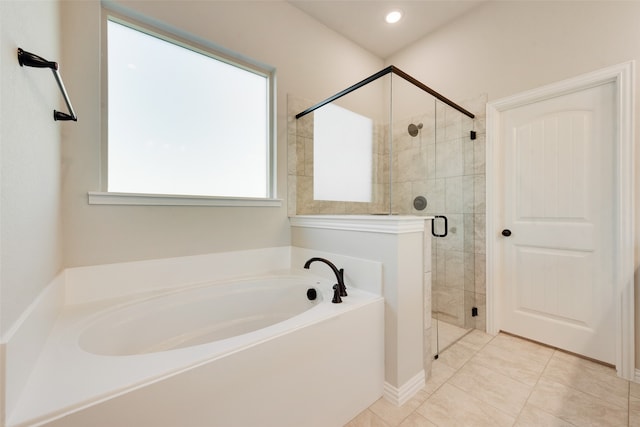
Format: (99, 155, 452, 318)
(17, 48, 77, 122)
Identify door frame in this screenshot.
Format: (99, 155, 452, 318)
(486, 61, 635, 379)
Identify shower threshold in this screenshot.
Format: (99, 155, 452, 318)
(433, 317, 474, 358)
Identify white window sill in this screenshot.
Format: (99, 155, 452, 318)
(88, 192, 282, 207)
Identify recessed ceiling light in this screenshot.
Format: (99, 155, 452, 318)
(385, 10, 403, 24)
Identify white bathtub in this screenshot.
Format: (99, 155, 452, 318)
(9, 271, 384, 427)
(79, 276, 323, 356)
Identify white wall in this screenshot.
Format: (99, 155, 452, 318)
(60, 0, 383, 267)
(0, 0, 63, 339)
(387, 1, 640, 105)
(386, 0, 640, 368)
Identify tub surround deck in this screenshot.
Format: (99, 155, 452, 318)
(289, 214, 431, 234)
(12, 275, 381, 426)
(3, 246, 384, 427)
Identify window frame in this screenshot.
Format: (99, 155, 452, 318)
(93, 7, 279, 207)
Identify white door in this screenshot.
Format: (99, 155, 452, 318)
(497, 81, 616, 364)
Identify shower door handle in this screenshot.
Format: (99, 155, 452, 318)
(431, 215, 448, 238)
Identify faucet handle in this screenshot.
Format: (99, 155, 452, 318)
(338, 269, 348, 297)
(332, 284, 343, 303)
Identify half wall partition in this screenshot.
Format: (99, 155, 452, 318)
(288, 66, 482, 359)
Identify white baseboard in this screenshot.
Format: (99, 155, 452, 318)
(383, 370, 425, 406)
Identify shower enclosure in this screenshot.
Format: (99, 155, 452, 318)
(288, 66, 484, 359)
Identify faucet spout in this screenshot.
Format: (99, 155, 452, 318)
(303, 257, 348, 302)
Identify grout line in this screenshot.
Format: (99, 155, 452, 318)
(512, 348, 559, 426)
(544, 350, 630, 412)
(477, 333, 565, 425)
(393, 333, 630, 427)
(442, 334, 523, 424)
(629, 381, 631, 427)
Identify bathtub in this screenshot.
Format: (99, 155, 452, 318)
(79, 276, 325, 356)
(8, 271, 384, 427)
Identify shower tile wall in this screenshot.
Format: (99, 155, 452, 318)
(286, 93, 488, 332)
(390, 94, 488, 332)
(286, 94, 388, 216)
(389, 114, 435, 213)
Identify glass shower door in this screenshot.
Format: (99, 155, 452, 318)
(290, 67, 480, 361)
(430, 100, 476, 357)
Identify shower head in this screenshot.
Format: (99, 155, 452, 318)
(408, 122, 423, 137)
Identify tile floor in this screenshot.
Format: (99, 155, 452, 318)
(431, 318, 472, 357)
(346, 331, 640, 427)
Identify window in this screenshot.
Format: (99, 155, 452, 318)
(313, 103, 373, 202)
(103, 18, 275, 204)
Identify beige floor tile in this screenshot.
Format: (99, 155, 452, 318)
(344, 409, 391, 427)
(630, 395, 640, 426)
(448, 359, 532, 416)
(438, 341, 478, 370)
(416, 383, 515, 427)
(542, 351, 628, 409)
(369, 390, 429, 426)
(434, 318, 471, 352)
(458, 329, 493, 351)
(514, 403, 575, 427)
(527, 379, 628, 427)
(354, 330, 635, 427)
(472, 340, 548, 387)
(424, 359, 457, 396)
(398, 412, 438, 427)
(629, 380, 640, 398)
(551, 349, 616, 373)
(489, 333, 555, 365)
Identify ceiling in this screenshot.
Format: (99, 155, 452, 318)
(288, 1, 486, 59)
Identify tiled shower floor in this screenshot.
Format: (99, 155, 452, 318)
(345, 331, 640, 426)
(431, 318, 472, 357)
